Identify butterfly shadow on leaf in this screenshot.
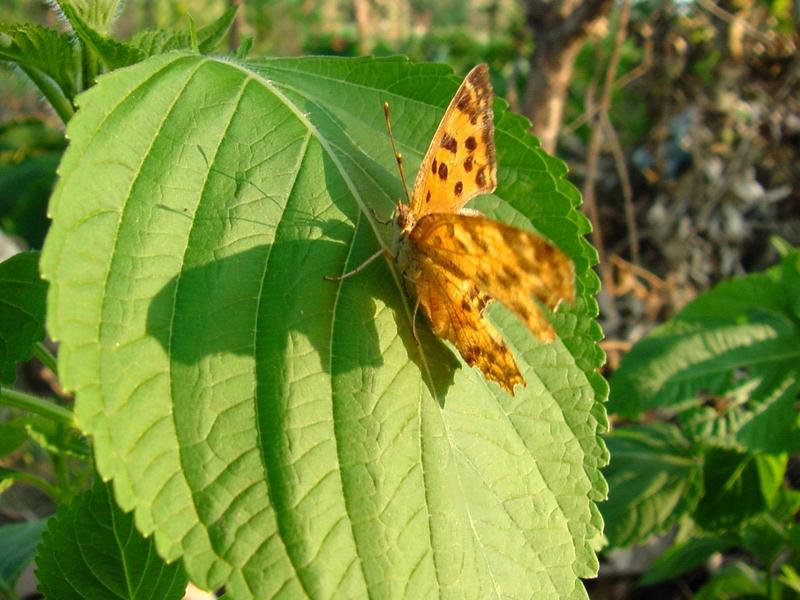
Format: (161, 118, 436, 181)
(145, 232, 459, 408)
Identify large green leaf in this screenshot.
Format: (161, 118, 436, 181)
(35, 476, 188, 600)
(41, 54, 606, 598)
(609, 255, 800, 452)
(0, 251, 47, 384)
(601, 424, 702, 548)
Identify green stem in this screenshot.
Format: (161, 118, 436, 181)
(19, 65, 74, 124)
(6, 470, 62, 502)
(33, 342, 58, 375)
(0, 388, 75, 427)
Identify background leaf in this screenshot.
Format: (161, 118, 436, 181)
(694, 447, 787, 532)
(0, 23, 80, 102)
(35, 476, 188, 600)
(0, 251, 47, 384)
(41, 54, 606, 598)
(601, 424, 702, 548)
(641, 535, 736, 585)
(0, 519, 47, 595)
(609, 255, 800, 452)
(129, 7, 237, 58)
(693, 562, 765, 600)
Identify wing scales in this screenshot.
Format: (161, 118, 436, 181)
(408, 64, 497, 218)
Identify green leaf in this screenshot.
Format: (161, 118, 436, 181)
(693, 562, 765, 600)
(129, 7, 236, 59)
(780, 564, 800, 593)
(609, 255, 800, 452)
(641, 535, 736, 585)
(0, 519, 47, 595)
(0, 122, 63, 246)
(41, 55, 606, 598)
(0, 251, 47, 384)
(694, 447, 787, 532)
(35, 476, 188, 600)
(53, 0, 124, 35)
(780, 250, 800, 319)
(0, 23, 80, 102)
(58, 2, 145, 72)
(740, 515, 788, 566)
(196, 6, 238, 53)
(601, 424, 702, 548)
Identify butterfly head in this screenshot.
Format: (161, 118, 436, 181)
(395, 200, 416, 234)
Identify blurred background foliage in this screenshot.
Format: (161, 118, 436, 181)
(1, 0, 798, 597)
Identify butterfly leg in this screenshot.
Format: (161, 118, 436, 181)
(370, 207, 394, 225)
(411, 296, 421, 345)
(324, 248, 392, 281)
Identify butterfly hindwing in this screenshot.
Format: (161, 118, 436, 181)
(413, 256, 524, 394)
(409, 64, 497, 218)
(409, 212, 575, 345)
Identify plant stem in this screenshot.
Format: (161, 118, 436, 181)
(5, 470, 62, 502)
(19, 65, 74, 124)
(33, 342, 58, 375)
(0, 388, 75, 427)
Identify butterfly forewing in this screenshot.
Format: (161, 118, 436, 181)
(409, 64, 497, 218)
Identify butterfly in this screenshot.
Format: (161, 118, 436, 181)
(330, 64, 575, 395)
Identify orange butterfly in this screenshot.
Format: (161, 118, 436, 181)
(331, 64, 575, 395)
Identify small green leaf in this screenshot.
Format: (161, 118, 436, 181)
(601, 423, 702, 548)
(196, 6, 238, 53)
(694, 447, 787, 531)
(0, 519, 47, 595)
(41, 55, 606, 598)
(641, 535, 736, 585)
(53, 0, 124, 35)
(693, 562, 765, 600)
(0, 23, 80, 102)
(59, 2, 145, 72)
(130, 7, 237, 58)
(0, 251, 47, 384)
(35, 476, 188, 600)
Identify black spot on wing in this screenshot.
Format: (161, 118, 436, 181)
(441, 133, 457, 153)
(476, 167, 486, 188)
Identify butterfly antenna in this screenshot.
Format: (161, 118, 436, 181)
(383, 102, 413, 206)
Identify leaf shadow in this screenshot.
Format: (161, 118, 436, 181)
(145, 236, 458, 403)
